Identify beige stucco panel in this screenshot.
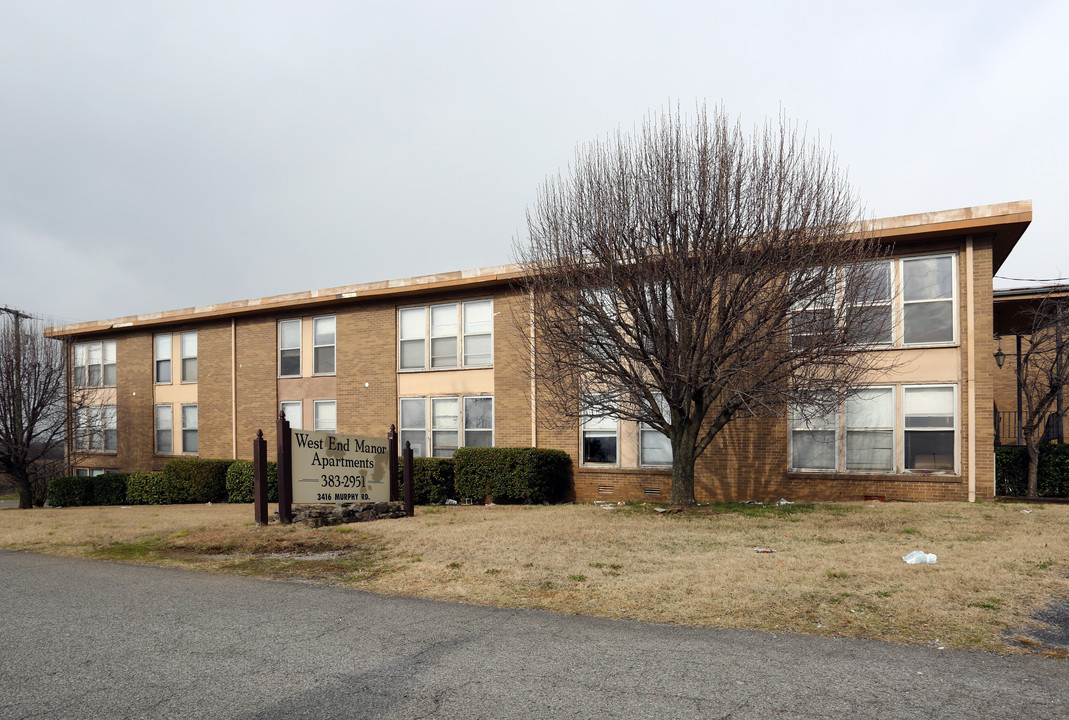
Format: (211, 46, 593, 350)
(856, 347, 960, 385)
(397, 369, 494, 397)
(154, 382, 198, 404)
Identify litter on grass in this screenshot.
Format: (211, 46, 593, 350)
(902, 550, 938, 565)
(754, 548, 777, 553)
(776, 498, 795, 506)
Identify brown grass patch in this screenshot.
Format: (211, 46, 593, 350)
(2, 500, 1067, 653)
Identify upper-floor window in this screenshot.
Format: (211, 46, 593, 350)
(154, 334, 171, 384)
(398, 300, 493, 371)
(313, 316, 336, 375)
(902, 255, 954, 345)
(844, 261, 893, 346)
(279, 319, 301, 377)
(180, 332, 197, 383)
(73, 340, 116, 388)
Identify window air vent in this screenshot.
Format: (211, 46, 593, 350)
(643, 487, 662, 497)
(597, 485, 614, 494)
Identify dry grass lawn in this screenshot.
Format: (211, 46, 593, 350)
(2, 500, 1067, 655)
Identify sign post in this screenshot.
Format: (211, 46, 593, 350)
(388, 424, 399, 502)
(277, 411, 293, 524)
(253, 430, 268, 526)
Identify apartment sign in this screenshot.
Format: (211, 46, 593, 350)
(290, 429, 390, 504)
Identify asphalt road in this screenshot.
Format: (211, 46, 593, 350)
(1, 551, 1065, 719)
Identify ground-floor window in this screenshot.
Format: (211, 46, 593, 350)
(280, 400, 303, 430)
(75, 468, 111, 477)
(181, 404, 198, 455)
(790, 384, 956, 474)
(581, 398, 618, 465)
(399, 396, 494, 458)
(313, 400, 336, 432)
(155, 404, 172, 454)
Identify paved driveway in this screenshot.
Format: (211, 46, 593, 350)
(1, 550, 1065, 719)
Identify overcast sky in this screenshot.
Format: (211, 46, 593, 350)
(2, 0, 1066, 326)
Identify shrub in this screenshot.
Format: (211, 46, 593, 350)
(46, 476, 92, 507)
(996, 445, 1069, 497)
(91, 473, 130, 506)
(453, 447, 571, 504)
(162, 458, 235, 504)
(126, 472, 166, 505)
(226, 460, 278, 503)
(405, 457, 455, 505)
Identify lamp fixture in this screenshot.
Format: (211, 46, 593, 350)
(994, 334, 1006, 368)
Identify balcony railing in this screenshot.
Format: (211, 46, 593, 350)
(994, 410, 1063, 446)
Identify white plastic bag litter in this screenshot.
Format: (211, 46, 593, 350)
(902, 550, 938, 565)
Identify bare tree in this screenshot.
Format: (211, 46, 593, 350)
(0, 309, 73, 508)
(1011, 292, 1069, 498)
(517, 105, 896, 506)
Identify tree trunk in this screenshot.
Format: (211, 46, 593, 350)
(1025, 433, 1040, 499)
(669, 427, 699, 507)
(16, 480, 34, 509)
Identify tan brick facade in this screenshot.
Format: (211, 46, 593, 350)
(47, 202, 1033, 504)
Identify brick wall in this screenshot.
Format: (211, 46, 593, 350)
(199, 321, 235, 460)
(336, 301, 397, 438)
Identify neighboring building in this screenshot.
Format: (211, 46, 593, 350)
(45, 201, 1034, 502)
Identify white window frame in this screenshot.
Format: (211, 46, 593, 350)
(312, 316, 336, 375)
(279, 319, 302, 378)
(430, 303, 459, 369)
(313, 400, 336, 432)
(155, 404, 173, 455)
(789, 397, 838, 472)
(581, 397, 619, 466)
(844, 260, 895, 347)
(73, 340, 116, 388)
(462, 299, 493, 367)
(639, 392, 672, 467)
(398, 300, 495, 371)
(431, 396, 460, 457)
(902, 384, 958, 473)
(844, 386, 895, 472)
(154, 334, 172, 384)
(399, 397, 428, 457)
(463, 396, 494, 448)
(280, 400, 303, 430)
(180, 332, 197, 383)
(900, 253, 957, 347)
(181, 403, 198, 455)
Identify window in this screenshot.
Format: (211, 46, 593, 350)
(790, 398, 837, 471)
(400, 398, 427, 456)
(313, 400, 336, 432)
(902, 255, 954, 345)
(845, 388, 894, 471)
(73, 340, 116, 388)
(75, 468, 108, 477)
(640, 393, 672, 466)
(430, 304, 459, 368)
(154, 334, 172, 384)
(279, 320, 301, 377)
(181, 404, 198, 454)
(463, 300, 492, 366)
(280, 400, 303, 430)
(180, 332, 197, 383)
(399, 300, 494, 370)
(582, 399, 618, 465)
(399, 307, 427, 370)
(789, 269, 837, 349)
(464, 397, 493, 447)
(76, 406, 116, 452)
(904, 386, 955, 471)
(155, 404, 172, 454)
(845, 261, 893, 346)
(313, 316, 336, 374)
(431, 397, 460, 457)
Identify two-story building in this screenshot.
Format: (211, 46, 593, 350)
(45, 200, 1034, 502)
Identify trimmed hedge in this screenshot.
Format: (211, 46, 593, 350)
(409, 457, 455, 505)
(46, 473, 131, 507)
(452, 447, 571, 504)
(45, 476, 92, 507)
(91, 473, 130, 506)
(162, 458, 235, 504)
(226, 460, 279, 503)
(126, 471, 166, 505)
(996, 445, 1069, 497)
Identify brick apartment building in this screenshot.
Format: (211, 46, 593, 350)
(45, 201, 1035, 503)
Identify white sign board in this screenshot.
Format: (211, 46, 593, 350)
(290, 429, 390, 504)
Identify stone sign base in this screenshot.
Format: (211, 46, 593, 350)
(280, 502, 408, 528)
